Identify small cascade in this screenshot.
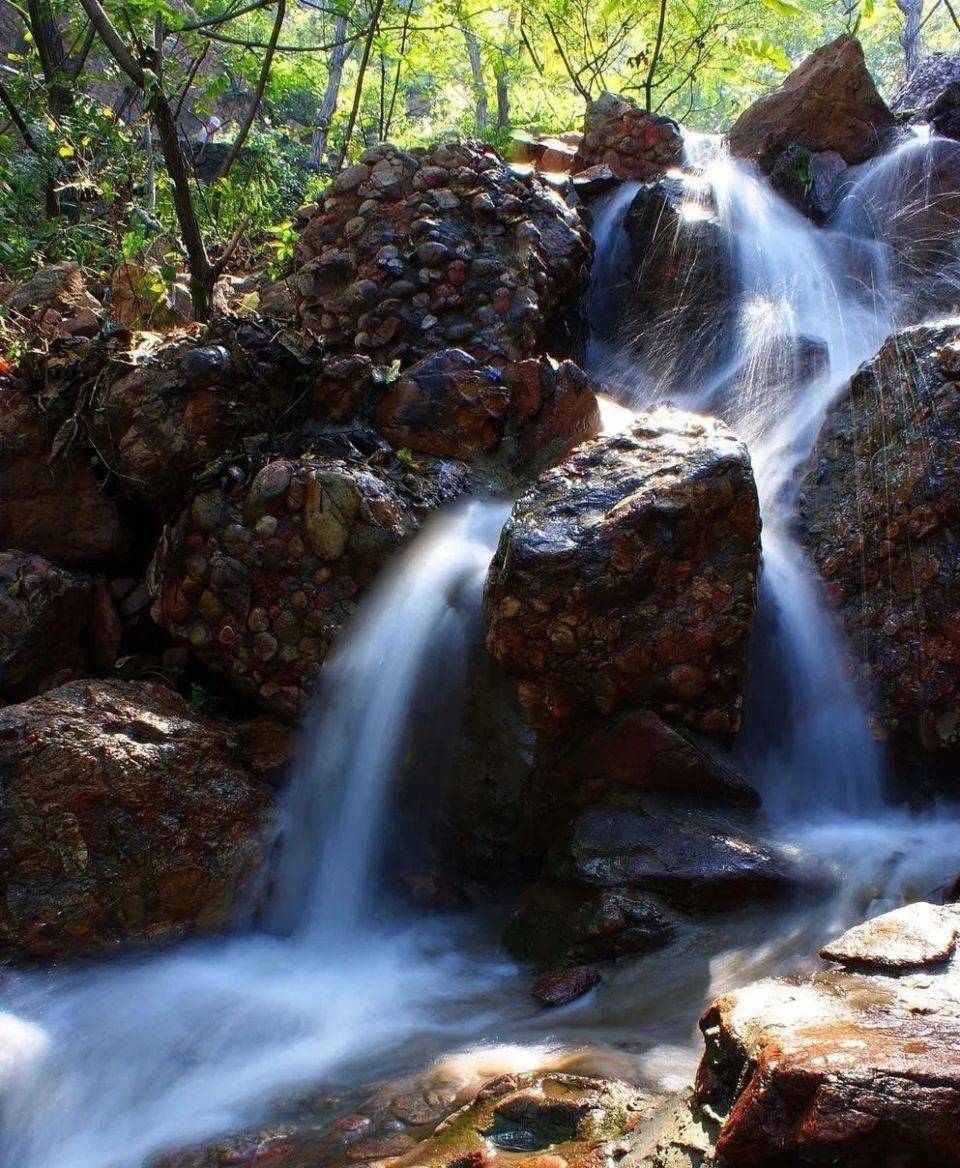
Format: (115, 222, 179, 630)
(272, 498, 511, 940)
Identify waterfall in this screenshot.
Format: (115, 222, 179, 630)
(0, 499, 513, 1168)
(585, 138, 912, 815)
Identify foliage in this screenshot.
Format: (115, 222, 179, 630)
(0, 0, 955, 285)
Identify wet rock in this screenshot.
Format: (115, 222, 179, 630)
(550, 804, 817, 913)
(695, 909, 960, 1167)
(799, 322, 960, 755)
(506, 879, 675, 967)
(149, 439, 472, 719)
(820, 901, 960, 970)
(622, 179, 733, 390)
(294, 141, 591, 366)
(573, 92, 683, 181)
(0, 550, 98, 700)
(531, 966, 601, 1007)
(87, 316, 316, 508)
(485, 407, 761, 739)
(0, 679, 273, 958)
(0, 388, 124, 565)
(373, 350, 600, 470)
(571, 165, 619, 199)
(767, 145, 848, 222)
(728, 35, 894, 171)
(893, 52, 960, 139)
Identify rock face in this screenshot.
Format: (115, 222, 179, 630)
(293, 141, 592, 365)
(0, 387, 123, 564)
(573, 92, 683, 181)
(149, 440, 470, 719)
(86, 316, 314, 507)
(767, 144, 848, 222)
(799, 323, 960, 754)
(0, 679, 273, 958)
(893, 52, 960, 139)
(485, 408, 761, 739)
(0, 551, 97, 700)
(728, 36, 894, 170)
(696, 902, 960, 1167)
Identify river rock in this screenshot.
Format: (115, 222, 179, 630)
(573, 92, 683, 181)
(767, 144, 848, 222)
(728, 35, 894, 171)
(799, 322, 960, 754)
(0, 386, 123, 564)
(0, 679, 273, 958)
(373, 350, 600, 469)
(695, 904, 960, 1167)
(87, 316, 315, 508)
(505, 878, 676, 967)
(531, 965, 601, 1006)
(148, 438, 472, 719)
(485, 407, 761, 739)
(294, 141, 592, 366)
(820, 901, 960, 969)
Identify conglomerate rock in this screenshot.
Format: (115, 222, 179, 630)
(149, 436, 473, 719)
(0, 679, 273, 958)
(799, 322, 960, 755)
(0, 550, 118, 700)
(572, 91, 683, 181)
(695, 902, 960, 1167)
(293, 141, 592, 365)
(728, 35, 894, 171)
(485, 407, 761, 739)
(893, 52, 960, 139)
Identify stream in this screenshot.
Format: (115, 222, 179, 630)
(2, 131, 960, 1168)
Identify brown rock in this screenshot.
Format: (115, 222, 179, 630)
(820, 901, 960, 969)
(695, 920, 960, 1167)
(0, 390, 123, 565)
(573, 92, 683, 181)
(0, 550, 94, 699)
(485, 407, 761, 738)
(799, 323, 960, 754)
(531, 966, 601, 1007)
(728, 35, 894, 170)
(1, 262, 101, 318)
(0, 679, 273, 958)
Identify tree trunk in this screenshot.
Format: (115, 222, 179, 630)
(895, 0, 922, 77)
(460, 16, 488, 132)
(311, 13, 354, 169)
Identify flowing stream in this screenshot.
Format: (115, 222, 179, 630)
(2, 132, 960, 1168)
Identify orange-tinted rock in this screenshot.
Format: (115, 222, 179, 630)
(820, 901, 960, 969)
(0, 679, 273, 958)
(573, 92, 682, 182)
(485, 407, 760, 738)
(728, 35, 894, 170)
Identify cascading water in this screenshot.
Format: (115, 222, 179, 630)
(3, 126, 960, 1168)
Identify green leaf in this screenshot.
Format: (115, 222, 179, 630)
(758, 0, 804, 14)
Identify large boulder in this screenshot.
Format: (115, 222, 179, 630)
(485, 407, 761, 739)
(149, 438, 472, 719)
(695, 902, 960, 1167)
(0, 679, 274, 958)
(799, 323, 960, 754)
(572, 91, 683, 181)
(0, 386, 123, 565)
(728, 36, 894, 171)
(0, 550, 121, 700)
(293, 141, 591, 366)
